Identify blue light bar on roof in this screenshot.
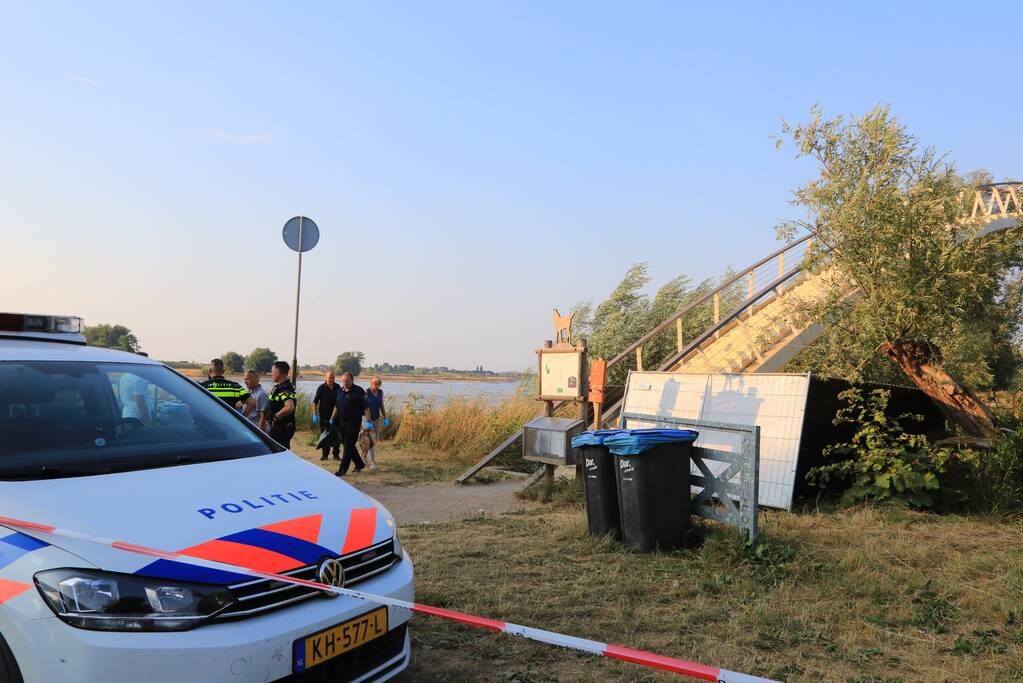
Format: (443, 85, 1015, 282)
(0, 313, 83, 334)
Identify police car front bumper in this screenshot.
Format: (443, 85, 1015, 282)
(1, 552, 413, 683)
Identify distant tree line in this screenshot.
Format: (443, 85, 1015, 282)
(217, 348, 279, 373)
(364, 361, 507, 376)
(321, 354, 513, 378)
(83, 324, 142, 353)
(368, 362, 416, 374)
(83, 324, 511, 380)
(221, 351, 244, 373)
(165, 348, 279, 374)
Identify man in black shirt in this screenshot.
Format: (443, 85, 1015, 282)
(313, 370, 341, 461)
(201, 358, 253, 413)
(330, 371, 371, 476)
(263, 360, 297, 448)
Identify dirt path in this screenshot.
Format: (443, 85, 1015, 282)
(289, 437, 540, 524)
(350, 479, 539, 524)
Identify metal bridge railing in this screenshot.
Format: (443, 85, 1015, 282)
(458, 183, 1023, 480)
(606, 236, 811, 375)
(969, 183, 1022, 222)
(598, 182, 1023, 420)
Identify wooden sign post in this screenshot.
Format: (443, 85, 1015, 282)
(535, 309, 588, 482)
(589, 359, 607, 430)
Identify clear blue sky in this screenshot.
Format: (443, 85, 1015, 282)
(1, 2, 1018, 370)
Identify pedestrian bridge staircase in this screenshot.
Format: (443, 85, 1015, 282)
(622, 182, 1022, 379)
(458, 183, 1022, 482)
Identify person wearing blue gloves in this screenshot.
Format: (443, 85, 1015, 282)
(364, 376, 388, 470)
(312, 370, 342, 461)
(330, 371, 371, 476)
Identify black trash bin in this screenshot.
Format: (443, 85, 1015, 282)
(571, 430, 627, 538)
(605, 429, 698, 553)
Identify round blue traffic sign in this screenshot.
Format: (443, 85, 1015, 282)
(282, 216, 320, 253)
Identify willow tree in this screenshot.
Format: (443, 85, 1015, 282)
(573, 264, 715, 384)
(776, 105, 1022, 439)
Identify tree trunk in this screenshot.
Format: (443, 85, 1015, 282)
(880, 340, 995, 439)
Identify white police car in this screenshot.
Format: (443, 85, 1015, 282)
(0, 313, 413, 682)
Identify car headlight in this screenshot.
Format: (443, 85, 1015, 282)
(392, 530, 403, 559)
(34, 569, 236, 631)
(383, 515, 402, 559)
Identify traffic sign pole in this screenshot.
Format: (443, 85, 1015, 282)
(291, 217, 303, 385)
(281, 216, 319, 386)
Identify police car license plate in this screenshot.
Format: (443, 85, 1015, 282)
(293, 607, 388, 672)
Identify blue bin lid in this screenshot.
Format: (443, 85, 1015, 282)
(604, 428, 699, 456)
(570, 429, 628, 448)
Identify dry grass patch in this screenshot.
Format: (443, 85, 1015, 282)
(393, 393, 539, 463)
(390, 378, 578, 471)
(398, 506, 1023, 682)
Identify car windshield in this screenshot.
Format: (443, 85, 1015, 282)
(0, 361, 281, 480)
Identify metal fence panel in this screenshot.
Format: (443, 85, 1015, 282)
(621, 371, 809, 509)
(621, 411, 759, 541)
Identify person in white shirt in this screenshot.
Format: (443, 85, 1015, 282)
(243, 369, 269, 430)
(119, 372, 150, 425)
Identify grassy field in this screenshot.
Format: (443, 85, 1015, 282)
(398, 505, 1023, 682)
(278, 381, 1023, 683)
(288, 422, 1023, 681)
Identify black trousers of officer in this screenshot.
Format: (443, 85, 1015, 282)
(336, 420, 365, 475)
(269, 420, 295, 449)
(319, 418, 340, 459)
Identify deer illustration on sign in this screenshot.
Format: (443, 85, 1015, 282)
(552, 308, 574, 345)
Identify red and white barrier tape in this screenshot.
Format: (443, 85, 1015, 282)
(0, 515, 776, 683)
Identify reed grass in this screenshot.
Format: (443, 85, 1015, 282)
(391, 377, 543, 466)
(393, 395, 537, 465)
(294, 390, 314, 427)
(293, 374, 561, 474)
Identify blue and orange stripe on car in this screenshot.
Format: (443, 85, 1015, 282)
(136, 509, 380, 584)
(340, 508, 377, 555)
(0, 532, 50, 604)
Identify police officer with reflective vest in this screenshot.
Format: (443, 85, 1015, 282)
(262, 360, 297, 448)
(201, 358, 253, 413)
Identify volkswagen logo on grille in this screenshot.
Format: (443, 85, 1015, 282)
(316, 558, 345, 597)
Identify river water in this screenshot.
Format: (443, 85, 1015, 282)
(261, 379, 521, 406)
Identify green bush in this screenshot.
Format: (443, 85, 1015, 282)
(810, 388, 1023, 512)
(948, 417, 1023, 513)
(808, 388, 950, 508)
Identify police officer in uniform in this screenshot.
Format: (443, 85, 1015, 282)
(312, 370, 342, 460)
(262, 360, 297, 448)
(330, 371, 371, 476)
(201, 358, 253, 412)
